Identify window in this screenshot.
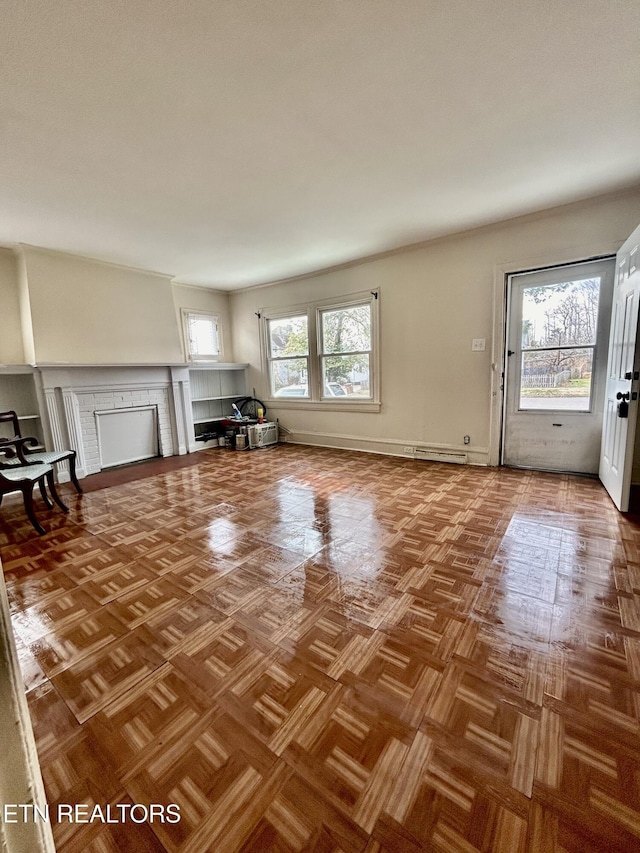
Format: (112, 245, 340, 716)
(319, 303, 372, 400)
(518, 277, 602, 411)
(182, 311, 221, 361)
(267, 314, 309, 397)
(262, 291, 379, 409)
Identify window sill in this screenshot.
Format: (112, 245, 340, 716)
(265, 399, 381, 413)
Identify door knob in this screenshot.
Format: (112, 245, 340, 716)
(616, 391, 631, 418)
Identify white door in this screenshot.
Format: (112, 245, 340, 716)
(599, 226, 640, 511)
(503, 259, 614, 474)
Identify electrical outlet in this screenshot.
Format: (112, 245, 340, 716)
(472, 338, 486, 351)
(463, 435, 470, 445)
(403, 446, 414, 453)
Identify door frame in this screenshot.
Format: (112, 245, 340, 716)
(500, 259, 614, 473)
(0, 563, 55, 853)
(489, 243, 622, 466)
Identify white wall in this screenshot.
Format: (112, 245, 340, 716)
(171, 283, 234, 362)
(230, 189, 640, 463)
(0, 249, 25, 364)
(20, 246, 184, 364)
(2, 248, 235, 368)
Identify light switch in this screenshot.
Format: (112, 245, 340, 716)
(472, 338, 486, 351)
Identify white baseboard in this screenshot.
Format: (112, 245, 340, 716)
(283, 430, 490, 466)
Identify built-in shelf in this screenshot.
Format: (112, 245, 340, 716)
(193, 416, 230, 425)
(191, 395, 239, 403)
(189, 364, 248, 449)
(0, 370, 44, 446)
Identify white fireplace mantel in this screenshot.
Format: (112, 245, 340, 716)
(33, 364, 194, 480)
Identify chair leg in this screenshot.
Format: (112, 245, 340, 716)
(38, 477, 54, 509)
(21, 483, 46, 535)
(46, 470, 68, 513)
(67, 452, 83, 494)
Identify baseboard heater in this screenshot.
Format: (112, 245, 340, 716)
(413, 448, 467, 464)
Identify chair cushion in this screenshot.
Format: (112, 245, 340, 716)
(1, 450, 73, 466)
(26, 450, 74, 465)
(1, 463, 51, 483)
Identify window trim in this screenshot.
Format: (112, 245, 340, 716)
(181, 309, 223, 362)
(260, 290, 381, 411)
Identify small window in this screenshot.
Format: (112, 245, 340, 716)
(183, 311, 221, 361)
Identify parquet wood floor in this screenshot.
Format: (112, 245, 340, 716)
(2, 445, 640, 851)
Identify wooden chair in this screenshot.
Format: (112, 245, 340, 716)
(0, 438, 69, 534)
(0, 410, 83, 494)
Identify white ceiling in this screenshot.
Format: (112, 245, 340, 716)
(1, 1, 639, 290)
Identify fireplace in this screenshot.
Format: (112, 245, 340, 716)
(35, 365, 193, 479)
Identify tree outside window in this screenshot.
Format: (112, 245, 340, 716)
(520, 277, 601, 410)
(319, 304, 372, 397)
(268, 315, 309, 395)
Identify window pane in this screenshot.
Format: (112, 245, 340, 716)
(519, 348, 594, 411)
(322, 354, 371, 398)
(269, 316, 308, 358)
(521, 278, 601, 349)
(321, 304, 371, 354)
(271, 358, 309, 396)
(188, 315, 219, 356)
